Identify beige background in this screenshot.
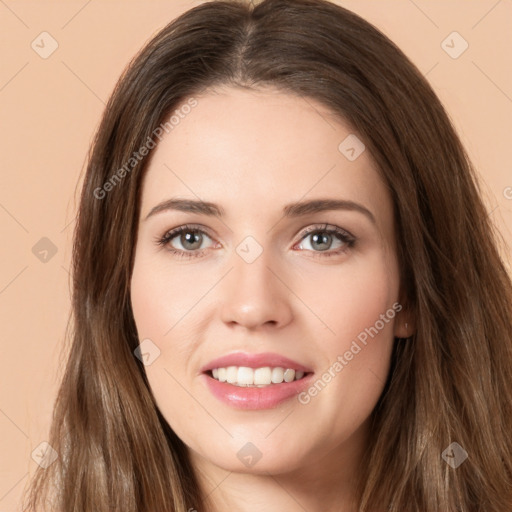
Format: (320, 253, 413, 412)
(0, 1, 511, 510)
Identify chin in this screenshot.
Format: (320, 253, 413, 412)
(187, 435, 312, 476)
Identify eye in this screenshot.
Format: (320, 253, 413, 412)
(294, 224, 355, 257)
(156, 223, 356, 260)
(156, 224, 215, 259)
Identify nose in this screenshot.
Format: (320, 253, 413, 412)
(219, 248, 294, 331)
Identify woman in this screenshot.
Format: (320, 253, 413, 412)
(23, 0, 512, 510)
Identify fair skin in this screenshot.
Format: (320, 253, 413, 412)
(130, 86, 411, 512)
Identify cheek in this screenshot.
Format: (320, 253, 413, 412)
(130, 250, 210, 340)
(295, 252, 399, 422)
(297, 250, 399, 345)
(130, 254, 205, 444)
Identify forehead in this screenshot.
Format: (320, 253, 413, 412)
(141, 86, 391, 225)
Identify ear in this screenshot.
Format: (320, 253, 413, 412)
(393, 292, 415, 339)
(393, 308, 415, 338)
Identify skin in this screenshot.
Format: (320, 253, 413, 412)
(130, 86, 412, 512)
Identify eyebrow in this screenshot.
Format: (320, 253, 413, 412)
(144, 198, 376, 224)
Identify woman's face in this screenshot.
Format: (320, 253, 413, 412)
(130, 86, 408, 477)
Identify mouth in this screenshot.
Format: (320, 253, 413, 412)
(201, 352, 314, 409)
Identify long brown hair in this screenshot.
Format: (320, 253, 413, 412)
(23, 0, 512, 510)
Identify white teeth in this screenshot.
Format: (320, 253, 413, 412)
(283, 369, 295, 382)
(226, 366, 237, 383)
(254, 367, 272, 385)
(237, 367, 254, 385)
(210, 365, 307, 386)
(271, 367, 284, 384)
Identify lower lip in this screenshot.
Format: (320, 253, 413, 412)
(202, 373, 313, 410)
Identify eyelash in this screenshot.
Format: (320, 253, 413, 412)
(155, 223, 356, 260)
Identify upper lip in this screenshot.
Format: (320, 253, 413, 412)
(201, 352, 313, 373)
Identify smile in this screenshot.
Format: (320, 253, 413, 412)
(210, 366, 306, 386)
(201, 352, 314, 409)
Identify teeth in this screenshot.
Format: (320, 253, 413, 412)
(271, 367, 284, 383)
(209, 366, 307, 386)
(254, 367, 272, 385)
(283, 369, 295, 382)
(237, 366, 254, 385)
(226, 366, 237, 383)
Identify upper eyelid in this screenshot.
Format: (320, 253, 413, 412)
(300, 223, 354, 238)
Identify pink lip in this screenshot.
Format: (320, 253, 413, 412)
(201, 352, 312, 373)
(202, 373, 314, 410)
(200, 352, 314, 410)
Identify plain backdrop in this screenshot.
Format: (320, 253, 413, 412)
(0, 1, 511, 510)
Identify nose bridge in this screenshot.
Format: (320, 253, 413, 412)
(233, 241, 275, 293)
(219, 237, 293, 329)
